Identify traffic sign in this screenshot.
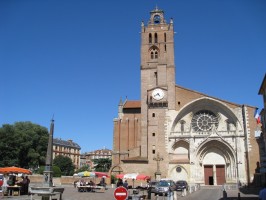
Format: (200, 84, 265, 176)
(114, 186, 128, 200)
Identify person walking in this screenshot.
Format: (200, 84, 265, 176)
(123, 180, 128, 189)
(116, 178, 123, 187)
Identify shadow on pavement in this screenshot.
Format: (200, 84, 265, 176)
(239, 186, 261, 195)
(225, 198, 258, 200)
(218, 186, 260, 200)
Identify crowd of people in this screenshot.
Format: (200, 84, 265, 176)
(116, 178, 128, 189)
(75, 177, 107, 192)
(1, 174, 30, 195)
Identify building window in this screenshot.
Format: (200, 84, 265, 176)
(149, 33, 152, 43)
(152, 133, 155, 136)
(164, 33, 166, 42)
(154, 33, 158, 43)
(155, 51, 158, 59)
(154, 15, 160, 24)
(152, 145, 156, 154)
(152, 113, 155, 117)
(176, 167, 182, 173)
(151, 52, 154, 59)
(191, 110, 219, 132)
(150, 46, 159, 60)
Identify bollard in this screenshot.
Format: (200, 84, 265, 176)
(173, 191, 177, 200)
(181, 189, 184, 197)
(167, 191, 173, 200)
(147, 187, 151, 199)
(223, 190, 227, 200)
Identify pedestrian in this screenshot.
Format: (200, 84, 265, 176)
(123, 180, 128, 189)
(1, 174, 8, 196)
(259, 183, 266, 200)
(116, 178, 123, 187)
(25, 176, 30, 195)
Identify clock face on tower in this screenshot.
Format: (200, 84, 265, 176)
(152, 88, 164, 100)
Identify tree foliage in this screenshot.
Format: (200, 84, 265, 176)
(0, 122, 49, 169)
(38, 165, 62, 177)
(53, 155, 75, 176)
(75, 165, 90, 173)
(92, 158, 112, 172)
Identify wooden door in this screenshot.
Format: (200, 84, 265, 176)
(204, 165, 213, 185)
(216, 165, 225, 185)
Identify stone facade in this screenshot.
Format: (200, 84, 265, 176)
(112, 7, 260, 186)
(82, 148, 112, 170)
(53, 138, 81, 170)
(258, 74, 266, 175)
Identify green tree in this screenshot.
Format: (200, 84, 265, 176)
(0, 122, 48, 169)
(75, 165, 90, 173)
(53, 155, 75, 176)
(92, 158, 112, 172)
(38, 165, 62, 177)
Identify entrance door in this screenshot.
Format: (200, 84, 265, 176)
(216, 165, 225, 185)
(204, 165, 213, 185)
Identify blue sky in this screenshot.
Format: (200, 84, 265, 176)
(0, 0, 265, 153)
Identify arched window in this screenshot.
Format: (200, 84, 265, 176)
(154, 33, 158, 43)
(149, 33, 152, 43)
(155, 51, 158, 59)
(154, 15, 160, 24)
(191, 110, 219, 132)
(164, 33, 166, 42)
(151, 52, 154, 59)
(150, 46, 159, 60)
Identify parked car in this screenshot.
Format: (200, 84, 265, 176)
(175, 180, 188, 191)
(154, 179, 176, 196)
(147, 180, 159, 193)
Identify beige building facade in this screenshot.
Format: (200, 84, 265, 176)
(112, 8, 260, 186)
(53, 138, 81, 170)
(259, 74, 266, 175)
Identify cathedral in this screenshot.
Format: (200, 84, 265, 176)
(111, 8, 260, 186)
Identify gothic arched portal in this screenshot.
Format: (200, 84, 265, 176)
(195, 139, 237, 185)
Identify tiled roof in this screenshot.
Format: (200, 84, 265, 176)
(123, 101, 141, 108)
(53, 138, 81, 149)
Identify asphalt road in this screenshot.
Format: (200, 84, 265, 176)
(3, 185, 259, 200)
(180, 186, 222, 200)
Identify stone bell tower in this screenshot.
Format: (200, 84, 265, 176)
(140, 7, 176, 163)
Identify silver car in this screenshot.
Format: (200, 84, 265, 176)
(154, 180, 176, 196)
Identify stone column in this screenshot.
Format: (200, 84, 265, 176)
(43, 119, 54, 187)
(213, 165, 217, 185)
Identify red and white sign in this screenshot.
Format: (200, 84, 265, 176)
(114, 186, 128, 200)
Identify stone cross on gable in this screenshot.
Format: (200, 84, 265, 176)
(153, 152, 164, 173)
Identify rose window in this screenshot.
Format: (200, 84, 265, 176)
(191, 110, 218, 132)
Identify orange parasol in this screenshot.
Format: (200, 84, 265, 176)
(0, 166, 32, 175)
